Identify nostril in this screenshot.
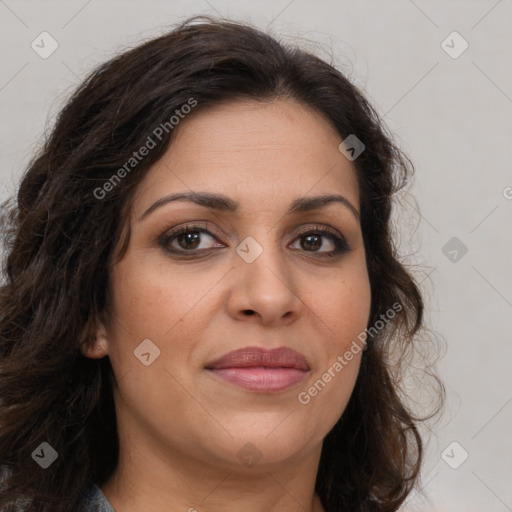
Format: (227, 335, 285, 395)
(243, 310, 255, 316)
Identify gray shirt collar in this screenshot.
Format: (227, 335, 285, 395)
(79, 482, 116, 512)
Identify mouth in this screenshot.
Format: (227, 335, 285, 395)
(205, 346, 310, 393)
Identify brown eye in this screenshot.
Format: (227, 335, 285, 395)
(300, 233, 326, 251)
(290, 226, 350, 258)
(157, 222, 225, 255)
(161, 229, 221, 253)
(175, 231, 202, 250)
(157, 222, 350, 259)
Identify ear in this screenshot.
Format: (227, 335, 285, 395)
(80, 319, 109, 359)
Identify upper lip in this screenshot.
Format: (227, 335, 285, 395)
(205, 346, 310, 371)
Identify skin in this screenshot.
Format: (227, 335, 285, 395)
(82, 98, 372, 512)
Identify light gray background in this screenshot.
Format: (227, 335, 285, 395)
(1, 1, 511, 511)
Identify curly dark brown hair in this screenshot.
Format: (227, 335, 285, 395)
(0, 15, 443, 512)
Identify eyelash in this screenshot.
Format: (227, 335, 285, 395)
(156, 221, 351, 259)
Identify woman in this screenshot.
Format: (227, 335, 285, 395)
(0, 15, 441, 512)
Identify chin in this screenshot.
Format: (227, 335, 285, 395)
(199, 415, 322, 469)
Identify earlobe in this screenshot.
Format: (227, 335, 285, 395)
(80, 322, 109, 359)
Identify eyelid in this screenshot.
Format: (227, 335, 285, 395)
(291, 224, 351, 254)
(294, 223, 344, 240)
(154, 220, 212, 236)
(155, 221, 221, 245)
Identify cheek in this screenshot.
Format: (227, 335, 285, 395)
(103, 261, 216, 429)
(313, 265, 372, 349)
(107, 258, 214, 341)
(297, 264, 370, 429)
(103, 260, 198, 380)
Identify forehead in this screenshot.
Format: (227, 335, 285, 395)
(132, 98, 360, 216)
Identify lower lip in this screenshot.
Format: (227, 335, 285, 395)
(207, 367, 308, 392)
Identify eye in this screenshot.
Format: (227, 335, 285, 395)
(157, 222, 225, 254)
(290, 225, 350, 258)
(157, 222, 350, 258)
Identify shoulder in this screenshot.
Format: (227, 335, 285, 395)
(1, 468, 114, 512)
(76, 482, 116, 512)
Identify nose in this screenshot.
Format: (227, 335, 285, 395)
(226, 239, 301, 326)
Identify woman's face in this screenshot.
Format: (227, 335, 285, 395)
(89, 98, 371, 471)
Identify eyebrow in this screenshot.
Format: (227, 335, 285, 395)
(138, 191, 360, 222)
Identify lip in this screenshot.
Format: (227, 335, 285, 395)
(205, 346, 310, 392)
